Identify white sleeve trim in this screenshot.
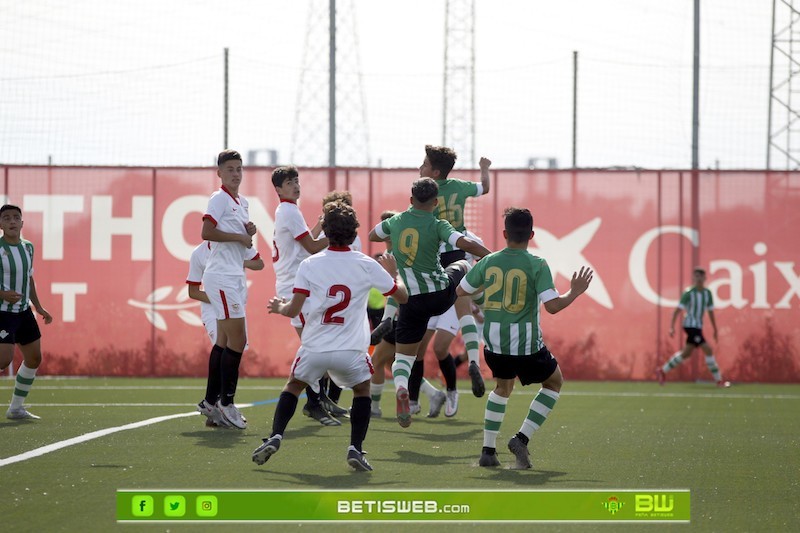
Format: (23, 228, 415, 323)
(475, 183, 484, 196)
(538, 288, 559, 303)
(374, 222, 389, 239)
(449, 232, 464, 247)
(459, 277, 479, 294)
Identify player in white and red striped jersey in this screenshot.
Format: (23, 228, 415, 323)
(253, 201, 408, 471)
(200, 150, 258, 430)
(271, 165, 348, 425)
(186, 240, 263, 428)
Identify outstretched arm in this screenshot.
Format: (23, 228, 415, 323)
(297, 233, 329, 254)
(543, 267, 593, 315)
(268, 293, 308, 318)
(455, 235, 491, 259)
(479, 157, 491, 195)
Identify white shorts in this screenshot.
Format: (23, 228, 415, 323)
(201, 302, 250, 350)
(289, 347, 374, 389)
(426, 305, 459, 336)
(203, 273, 247, 320)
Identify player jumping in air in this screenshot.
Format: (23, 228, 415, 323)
(187, 240, 264, 427)
(369, 177, 490, 428)
(254, 201, 408, 471)
(200, 150, 258, 429)
(657, 267, 730, 387)
(457, 208, 593, 468)
(420, 145, 491, 398)
(0, 204, 54, 420)
(271, 165, 347, 425)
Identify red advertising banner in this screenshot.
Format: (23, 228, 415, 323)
(3, 167, 799, 382)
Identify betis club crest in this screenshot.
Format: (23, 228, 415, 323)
(603, 496, 624, 515)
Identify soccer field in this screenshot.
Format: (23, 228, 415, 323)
(1, 377, 798, 532)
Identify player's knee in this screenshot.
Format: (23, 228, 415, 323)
(352, 381, 370, 397)
(494, 380, 514, 397)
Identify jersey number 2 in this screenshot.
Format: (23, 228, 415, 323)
(323, 285, 352, 325)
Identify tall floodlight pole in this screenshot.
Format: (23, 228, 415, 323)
(572, 51, 578, 168)
(329, 0, 336, 167)
(224, 47, 229, 149)
(691, 0, 700, 269)
(767, 0, 800, 169)
(443, 0, 476, 165)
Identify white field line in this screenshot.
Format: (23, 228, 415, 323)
(0, 385, 287, 391)
(26, 403, 197, 407)
(0, 402, 256, 469)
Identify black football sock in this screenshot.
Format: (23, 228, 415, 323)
(219, 347, 243, 406)
(271, 391, 299, 437)
(305, 386, 320, 407)
(439, 354, 457, 391)
(349, 396, 372, 452)
(409, 360, 424, 402)
(204, 344, 225, 404)
(454, 353, 466, 368)
(327, 380, 342, 403)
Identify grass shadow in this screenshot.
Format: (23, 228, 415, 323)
(253, 469, 403, 489)
(180, 429, 251, 449)
(391, 449, 476, 466)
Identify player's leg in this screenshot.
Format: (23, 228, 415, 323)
(252, 377, 307, 465)
(197, 308, 227, 426)
(700, 342, 730, 387)
(409, 329, 435, 415)
(432, 329, 459, 417)
(454, 296, 484, 397)
(369, 338, 394, 417)
(7, 310, 43, 420)
(509, 350, 563, 469)
(328, 352, 375, 471)
(370, 296, 398, 345)
(479, 349, 515, 467)
(657, 333, 695, 384)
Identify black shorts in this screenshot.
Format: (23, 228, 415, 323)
(684, 327, 706, 346)
(382, 319, 397, 345)
(484, 347, 559, 386)
(394, 261, 469, 345)
(0, 308, 42, 346)
(439, 249, 466, 268)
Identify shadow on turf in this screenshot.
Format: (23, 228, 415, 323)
(470, 468, 577, 485)
(254, 470, 402, 488)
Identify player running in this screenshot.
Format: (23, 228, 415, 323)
(457, 208, 593, 469)
(369, 177, 490, 428)
(657, 267, 730, 387)
(420, 145, 491, 398)
(200, 150, 257, 429)
(0, 204, 54, 420)
(187, 240, 264, 427)
(253, 201, 408, 471)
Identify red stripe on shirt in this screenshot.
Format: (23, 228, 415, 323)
(293, 288, 311, 297)
(250, 253, 261, 261)
(221, 185, 240, 204)
(202, 214, 218, 226)
(186, 281, 201, 286)
(299, 312, 306, 327)
(219, 290, 230, 319)
(294, 231, 309, 241)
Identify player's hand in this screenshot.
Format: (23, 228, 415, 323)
(35, 306, 53, 325)
(669, 327, 675, 338)
(240, 234, 253, 248)
(268, 296, 286, 315)
(479, 157, 492, 171)
(377, 253, 399, 278)
(1, 291, 22, 304)
(570, 267, 593, 296)
(245, 222, 257, 236)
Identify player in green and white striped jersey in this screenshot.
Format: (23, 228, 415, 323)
(657, 267, 730, 387)
(421, 145, 491, 397)
(369, 177, 490, 428)
(457, 207, 593, 469)
(0, 204, 53, 420)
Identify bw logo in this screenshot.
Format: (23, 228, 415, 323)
(602, 496, 624, 515)
(636, 494, 674, 512)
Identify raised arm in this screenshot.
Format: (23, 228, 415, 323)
(455, 235, 491, 259)
(479, 157, 491, 195)
(297, 233, 329, 254)
(543, 267, 593, 315)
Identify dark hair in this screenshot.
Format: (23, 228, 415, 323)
(425, 144, 457, 178)
(322, 201, 359, 247)
(693, 267, 706, 276)
(504, 207, 533, 243)
(0, 204, 22, 217)
(411, 178, 439, 204)
(272, 165, 299, 188)
(322, 190, 353, 207)
(217, 149, 242, 166)
(380, 210, 397, 221)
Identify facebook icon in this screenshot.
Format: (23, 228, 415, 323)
(131, 495, 153, 517)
